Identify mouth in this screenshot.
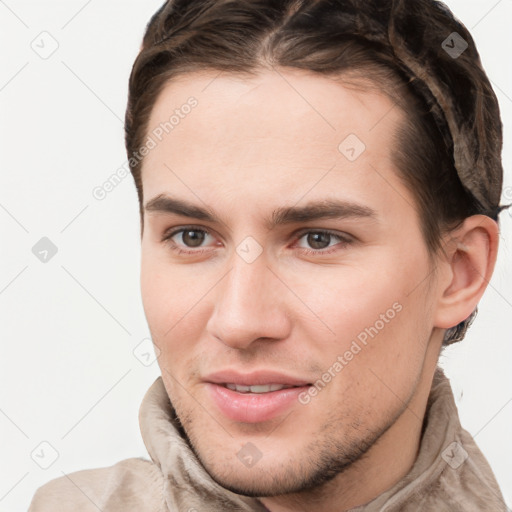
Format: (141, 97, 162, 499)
(222, 383, 302, 393)
(204, 371, 312, 423)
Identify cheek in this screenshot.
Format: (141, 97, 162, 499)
(140, 247, 187, 341)
(284, 258, 405, 326)
(287, 248, 433, 370)
(140, 247, 215, 370)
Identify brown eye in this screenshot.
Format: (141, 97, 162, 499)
(162, 227, 214, 252)
(306, 232, 332, 250)
(180, 229, 206, 247)
(295, 229, 354, 255)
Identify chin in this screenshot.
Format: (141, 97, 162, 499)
(189, 435, 357, 498)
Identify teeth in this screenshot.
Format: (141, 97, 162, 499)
(225, 383, 294, 393)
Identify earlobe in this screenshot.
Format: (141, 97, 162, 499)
(433, 215, 499, 330)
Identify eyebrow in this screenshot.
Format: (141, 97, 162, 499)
(144, 194, 378, 230)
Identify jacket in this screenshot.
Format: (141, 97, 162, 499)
(28, 367, 509, 511)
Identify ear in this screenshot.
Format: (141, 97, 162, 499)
(433, 215, 499, 330)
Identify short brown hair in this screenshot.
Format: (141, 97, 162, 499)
(125, 0, 506, 345)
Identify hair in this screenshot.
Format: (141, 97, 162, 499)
(124, 0, 506, 345)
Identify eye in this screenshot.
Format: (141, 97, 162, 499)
(162, 226, 217, 254)
(294, 230, 353, 255)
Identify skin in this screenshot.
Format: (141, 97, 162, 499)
(139, 67, 498, 512)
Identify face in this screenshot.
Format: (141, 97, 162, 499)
(140, 67, 440, 497)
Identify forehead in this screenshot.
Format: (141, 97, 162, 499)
(146, 67, 402, 140)
(141, 67, 407, 208)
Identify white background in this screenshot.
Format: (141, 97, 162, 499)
(1, 1, 511, 510)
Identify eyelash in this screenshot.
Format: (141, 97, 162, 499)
(161, 226, 354, 257)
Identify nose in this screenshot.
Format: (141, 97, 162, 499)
(205, 253, 291, 350)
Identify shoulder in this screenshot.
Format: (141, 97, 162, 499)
(28, 457, 165, 511)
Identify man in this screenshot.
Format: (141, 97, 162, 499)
(30, 0, 510, 510)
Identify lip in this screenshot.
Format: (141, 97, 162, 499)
(203, 369, 311, 387)
(203, 369, 312, 423)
